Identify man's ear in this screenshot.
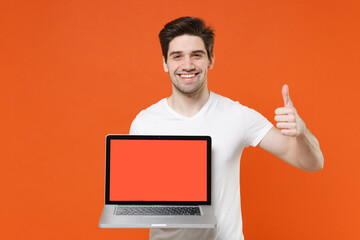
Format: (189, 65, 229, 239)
(208, 53, 215, 70)
(163, 57, 169, 72)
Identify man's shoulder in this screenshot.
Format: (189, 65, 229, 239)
(132, 97, 169, 124)
(210, 92, 267, 121)
(130, 98, 168, 134)
(211, 92, 246, 111)
(212, 92, 236, 103)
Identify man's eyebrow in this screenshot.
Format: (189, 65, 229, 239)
(192, 50, 206, 54)
(169, 51, 183, 56)
(168, 50, 206, 56)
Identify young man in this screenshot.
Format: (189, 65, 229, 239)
(130, 17, 323, 240)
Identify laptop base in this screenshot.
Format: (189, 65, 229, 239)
(99, 205, 217, 228)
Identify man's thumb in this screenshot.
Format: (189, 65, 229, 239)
(282, 84, 293, 107)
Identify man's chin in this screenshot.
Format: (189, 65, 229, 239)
(173, 84, 207, 96)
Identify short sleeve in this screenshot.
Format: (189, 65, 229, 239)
(129, 116, 142, 135)
(241, 106, 273, 147)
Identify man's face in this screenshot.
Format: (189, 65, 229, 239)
(163, 35, 214, 96)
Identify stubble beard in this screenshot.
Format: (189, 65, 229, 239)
(170, 72, 207, 96)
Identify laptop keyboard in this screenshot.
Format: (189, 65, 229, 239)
(115, 206, 201, 216)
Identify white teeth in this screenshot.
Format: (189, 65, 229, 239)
(180, 74, 196, 78)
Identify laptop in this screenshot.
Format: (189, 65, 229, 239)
(98, 135, 217, 228)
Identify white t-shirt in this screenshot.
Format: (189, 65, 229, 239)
(130, 92, 273, 240)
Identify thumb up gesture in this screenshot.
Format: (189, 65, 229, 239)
(275, 85, 306, 137)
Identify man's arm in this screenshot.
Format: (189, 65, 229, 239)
(259, 85, 324, 172)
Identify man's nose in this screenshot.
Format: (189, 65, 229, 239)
(181, 56, 195, 71)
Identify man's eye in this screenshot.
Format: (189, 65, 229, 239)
(173, 55, 181, 59)
(193, 54, 202, 58)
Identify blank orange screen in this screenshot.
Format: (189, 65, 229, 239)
(109, 139, 208, 201)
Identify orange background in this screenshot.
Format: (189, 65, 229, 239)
(109, 139, 207, 201)
(1, 0, 359, 239)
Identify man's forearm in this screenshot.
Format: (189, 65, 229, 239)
(295, 127, 324, 172)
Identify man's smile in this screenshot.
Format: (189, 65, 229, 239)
(176, 72, 200, 81)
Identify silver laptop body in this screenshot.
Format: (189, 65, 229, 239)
(99, 135, 217, 228)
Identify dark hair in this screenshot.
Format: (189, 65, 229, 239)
(159, 17, 215, 63)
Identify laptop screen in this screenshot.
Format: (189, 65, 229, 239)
(105, 135, 211, 205)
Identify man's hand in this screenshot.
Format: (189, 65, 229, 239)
(275, 84, 306, 137)
(259, 84, 323, 172)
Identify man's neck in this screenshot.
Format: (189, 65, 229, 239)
(167, 89, 210, 118)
